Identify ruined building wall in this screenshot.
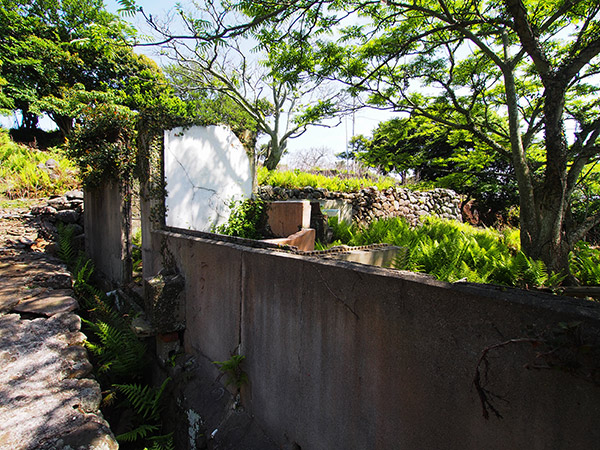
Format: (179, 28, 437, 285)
(258, 185, 462, 225)
(146, 228, 600, 450)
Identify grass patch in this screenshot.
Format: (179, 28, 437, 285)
(0, 128, 79, 198)
(257, 166, 399, 192)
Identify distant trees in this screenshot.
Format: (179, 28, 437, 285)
(353, 116, 519, 221)
(135, 1, 349, 170)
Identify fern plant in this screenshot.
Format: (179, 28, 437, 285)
(327, 215, 569, 288)
(113, 378, 172, 447)
(571, 242, 600, 285)
(84, 319, 147, 379)
(57, 222, 77, 267)
(54, 221, 174, 450)
(214, 354, 248, 389)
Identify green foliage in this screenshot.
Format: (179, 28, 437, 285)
(213, 355, 248, 389)
(67, 104, 137, 188)
(84, 318, 147, 379)
(122, 379, 170, 423)
(56, 224, 173, 450)
(132, 228, 142, 275)
(0, 0, 142, 136)
(57, 224, 146, 380)
(0, 128, 79, 198)
(56, 222, 76, 265)
(257, 166, 398, 193)
(215, 198, 268, 240)
(114, 378, 170, 425)
(354, 116, 519, 220)
(229, 0, 600, 277)
(328, 216, 570, 288)
(571, 242, 600, 285)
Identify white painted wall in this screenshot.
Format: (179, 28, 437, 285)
(164, 125, 253, 231)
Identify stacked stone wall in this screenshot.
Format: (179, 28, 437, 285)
(258, 185, 462, 225)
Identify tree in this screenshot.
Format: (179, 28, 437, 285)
(0, 0, 155, 137)
(221, 0, 600, 280)
(354, 116, 519, 221)
(135, 1, 348, 170)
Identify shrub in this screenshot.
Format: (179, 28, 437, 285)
(67, 104, 137, 189)
(257, 166, 399, 193)
(214, 198, 269, 239)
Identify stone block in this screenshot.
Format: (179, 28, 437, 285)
(267, 200, 311, 237)
(144, 272, 185, 333)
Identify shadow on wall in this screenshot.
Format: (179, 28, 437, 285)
(164, 125, 254, 232)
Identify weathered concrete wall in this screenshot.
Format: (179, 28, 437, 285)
(149, 228, 600, 450)
(164, 125, 254, 231)
(84, 182, 131, 285)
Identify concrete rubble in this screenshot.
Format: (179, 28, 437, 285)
(0, 200, 117, 450)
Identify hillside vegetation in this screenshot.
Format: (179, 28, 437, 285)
(0, 128, 79, 199)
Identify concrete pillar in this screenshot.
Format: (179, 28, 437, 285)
(84, 181, 132, 286)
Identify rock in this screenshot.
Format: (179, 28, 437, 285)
(45, 158, 59, 169)
(13, 292, 79, 317)
(55, 209, 79, 224)
(0, 313, 117, 450)
(48, 196, 67, 210)
(65, 190, 84, 201)
(32, 270, 73, 290)
(31, 205, 58, 216)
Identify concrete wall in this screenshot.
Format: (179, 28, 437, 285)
(84, 182, 131, 285)
(164, 125, 253, 231)
(149, 228, 600, 450)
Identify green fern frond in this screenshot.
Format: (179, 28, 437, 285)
(116, 423, 159, 442)
(57, 222, 76, 266)
(146, 432, 175, 450)
(114, 378, 170, 422)
(84, 318, 146, 378)
(214, 355, 248, 388)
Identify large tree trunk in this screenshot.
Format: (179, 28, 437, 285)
(50, 113, 74, 138)
(20, 110, 39, 130)
(521, 81, 573, 280)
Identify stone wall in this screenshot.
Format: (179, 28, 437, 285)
(258, 185, 462, 225)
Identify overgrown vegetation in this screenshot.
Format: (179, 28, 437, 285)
(57, 224, 173, 450)
(257, 166, 398, 193)
(326, 216, 600, 289)
(214, 198, 269, 239)
(132, 228, 142, 281)
(67, 104, 137, 189)
(0, 128, 78, 198)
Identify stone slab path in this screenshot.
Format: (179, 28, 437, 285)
(0, 202, 117, 450)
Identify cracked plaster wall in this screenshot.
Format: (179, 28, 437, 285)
(164, 125, 253, 231)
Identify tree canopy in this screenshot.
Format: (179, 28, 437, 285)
(138, 1, 350, 169)
(0, 0, 164, 138)
(209, 0, 600, 278)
